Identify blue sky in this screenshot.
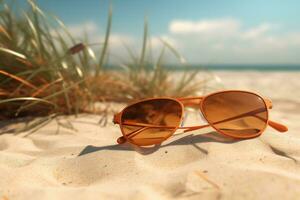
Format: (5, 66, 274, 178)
(15, 0, 300, 64)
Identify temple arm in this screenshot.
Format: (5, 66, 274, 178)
(267, 120, 288, 132)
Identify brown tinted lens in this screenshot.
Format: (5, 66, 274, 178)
(202, 91, 268, 137)
(121, 99, 182, 146)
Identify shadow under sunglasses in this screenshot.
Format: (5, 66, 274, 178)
(78, 131, 243, 156)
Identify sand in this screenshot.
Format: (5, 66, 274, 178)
(0, 71, 300, 200)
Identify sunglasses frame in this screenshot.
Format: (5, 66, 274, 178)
(202, 90, 269, 139)
(118, 97, 185, 146)
(113, 90, 286, 146)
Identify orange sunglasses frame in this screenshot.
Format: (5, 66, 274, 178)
(113, 90, 288, 146)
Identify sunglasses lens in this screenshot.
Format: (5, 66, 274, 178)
(121, 99, 182, 146)
(202, 91, 268, 137)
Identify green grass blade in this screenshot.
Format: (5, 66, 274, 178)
(139, 16, 148, 70)
(96, 5, 112, 76)
(0, 97, 56, 109)
(16, 79, 85, 114)
(160, 38, 186, 64)
(0, 47, 27, 59)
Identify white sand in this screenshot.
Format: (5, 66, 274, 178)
(1, 71, 300, 200)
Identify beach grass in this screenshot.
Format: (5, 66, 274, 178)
(0, 0, 213, 124)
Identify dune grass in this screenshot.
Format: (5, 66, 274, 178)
(0, 0, 216, 124)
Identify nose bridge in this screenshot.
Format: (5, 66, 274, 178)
(177, 97, 206, 127)
(178, 97, 203, 109)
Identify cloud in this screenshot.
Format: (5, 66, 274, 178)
(169, 18, 240, 36)
(166, 18, 300, 64)
(62, 19, 300, 64)
(241, 23, 273, 39)
(52, 21, 137, 64)
(109, 34, 134, 45)
(54, 21, 132, 45)
(63, 23, 183, 64)
(66, 21, 98, 38)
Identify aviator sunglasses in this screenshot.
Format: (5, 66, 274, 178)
(113, 90, 288, 146)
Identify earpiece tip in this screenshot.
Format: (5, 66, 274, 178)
(268, 120, 288, 133)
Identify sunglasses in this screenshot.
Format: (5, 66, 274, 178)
(113, 90, 288, 146)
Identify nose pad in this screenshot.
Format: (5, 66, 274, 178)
(181, 109, 206, 127)
(198, 111, 207, 123)
(180, 113, 187, 127)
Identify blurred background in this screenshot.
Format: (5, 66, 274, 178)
(1, 0, 299, 121)
(16, 0, 300, 69)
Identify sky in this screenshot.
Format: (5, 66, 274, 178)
(15, 0, 300, 65)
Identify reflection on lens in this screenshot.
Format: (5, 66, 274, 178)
(121, 99, 182, 146)
(202, 91, 268, 138)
